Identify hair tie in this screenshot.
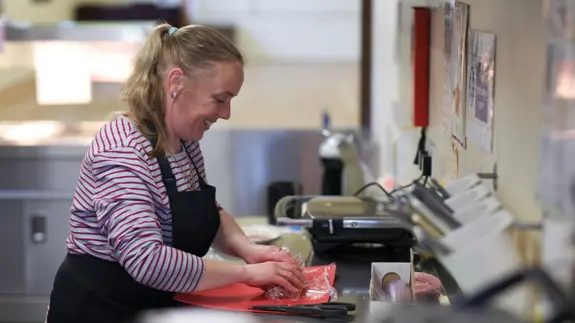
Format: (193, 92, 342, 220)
(168, 27, 178, 36)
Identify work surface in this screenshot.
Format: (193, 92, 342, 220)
(258, 244, 459, 322)
(192, 226, 462, 323)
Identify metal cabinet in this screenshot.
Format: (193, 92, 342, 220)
(22, 198, 72, 295)
(0, 199, 27, 295)
(0, 146, 81, 322)
(0, 156, 82, 191)
(0, 196, 72, 295)
(0, 195, 73, 322)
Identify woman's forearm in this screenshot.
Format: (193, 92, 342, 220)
(212, 210, 254, 258)
(194, 259, 248, 291)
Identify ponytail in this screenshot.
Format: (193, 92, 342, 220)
(123, 24, 172, 156)
(122, 23, 244, 156)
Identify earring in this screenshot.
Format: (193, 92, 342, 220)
(172, 92, 177, 99)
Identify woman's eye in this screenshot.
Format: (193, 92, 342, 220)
(214, 98, 225, 104)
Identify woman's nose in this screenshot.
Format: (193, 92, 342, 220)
(218, 104, 231, 120)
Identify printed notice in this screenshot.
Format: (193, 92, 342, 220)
(466, 30, 496, 152)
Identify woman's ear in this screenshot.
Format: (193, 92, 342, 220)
(166, 67, 185, 97)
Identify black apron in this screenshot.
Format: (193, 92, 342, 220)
(46, 135, 221, 323)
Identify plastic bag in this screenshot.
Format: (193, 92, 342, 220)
(264, 247, 337, 302)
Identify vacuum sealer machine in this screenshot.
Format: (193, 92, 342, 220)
(274, 196, 414, 254)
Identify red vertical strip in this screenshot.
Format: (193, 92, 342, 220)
(412, 7, 431, 127)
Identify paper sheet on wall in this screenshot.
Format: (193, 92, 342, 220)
(444, 2, 470, 148)
(466, 30, 496, 152)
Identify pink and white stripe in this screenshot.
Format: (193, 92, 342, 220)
(66, 115, 218, 293)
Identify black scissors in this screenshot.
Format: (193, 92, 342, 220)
(249, 302, 355, 321)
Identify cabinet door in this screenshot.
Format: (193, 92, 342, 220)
(0, 199, 26, 294)
(0, 157, 82, 191)
(24, 198, 72, 295)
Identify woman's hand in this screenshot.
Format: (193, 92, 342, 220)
(241, 244, 301, 266)
(243, 261, 306, 293)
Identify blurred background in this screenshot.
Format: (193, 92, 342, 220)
(0, 0, 361, 128)
(0, 2, 366, 320)
(0, 0, 364, 215)
(0, 0, 557, 322)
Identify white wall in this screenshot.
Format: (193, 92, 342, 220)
(2, 0, 361, 63)
(187, 0, 360, 63)
(372, 0, 546, 222)
(370, 0, 429, 181)
(369, 0, 400, 179)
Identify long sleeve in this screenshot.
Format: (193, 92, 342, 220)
(91, 147, 205, 293)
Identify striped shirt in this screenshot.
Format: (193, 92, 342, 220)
(66, 115, 219, 293)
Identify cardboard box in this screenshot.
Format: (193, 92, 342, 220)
(369, 249, 415, 302)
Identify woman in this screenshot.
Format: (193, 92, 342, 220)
(46, 24, 306, 323)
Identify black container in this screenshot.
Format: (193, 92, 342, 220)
(266, 181, 302, 225)
(321, 158, 344, 195)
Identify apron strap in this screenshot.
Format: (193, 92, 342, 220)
(142, 120, 207, 191)
(147, 134, 179, 193)
(180, 140, 208, 188)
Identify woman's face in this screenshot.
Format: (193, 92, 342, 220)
(165, 60, 244, 142)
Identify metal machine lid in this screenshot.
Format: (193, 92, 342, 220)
(274, 195, 404, 230)
(304, 196, 397, 220)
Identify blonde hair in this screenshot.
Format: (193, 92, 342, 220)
(122, 23, 244, 156)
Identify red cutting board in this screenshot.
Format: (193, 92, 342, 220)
(175, 263, 336, 312)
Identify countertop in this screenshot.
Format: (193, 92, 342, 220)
(201, 218, 463, 323)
